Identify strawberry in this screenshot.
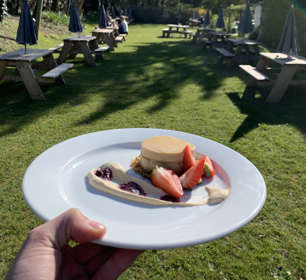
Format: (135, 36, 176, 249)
(183, 145, 196, 172)
(151, 166, 184, 199)
(203, 156, 215, 178)
(180, 157, 205, 189)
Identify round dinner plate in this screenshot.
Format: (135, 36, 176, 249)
(23, 128, 266, 249)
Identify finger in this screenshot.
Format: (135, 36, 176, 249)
(60, 246, 89, 280)
(32, 208, 106, 249)
(84, 247, 116, 276)
(71, 243, 105, 264)
(92, 249, 143, 280)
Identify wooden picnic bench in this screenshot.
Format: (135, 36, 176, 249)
(94, 45, 110, 55)
(192, 27, 214, 44)
(239, 65, 269, 82)
(215, 47, 235, 64)
(115, 35, 125, 43)
(225, 38, 260, 65)
(58, 36, 101, 66)
(41, 62, 74, 83)
(161, 24, 192, 38)
(239, 52, 306, 102)
(188, 18, 202, 27)
(162, 28, 171, 37)
(0, 48, 73, 100)
(92, 28, 117, 51)
(202, 39, 213, 49)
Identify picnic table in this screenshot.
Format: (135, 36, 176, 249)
(188, 18, 202, 27)
(216, 38, 260, 65)
(226, 38, 259, 55)
(192, 27, 214, 44)
(92, 28, 117, 51)
(57, 35, 102, 66)
(0, 48, 73, 100)
(203, 31, 231, 49)
(240, 52, 306, 103)
(162, 24, 193, 38)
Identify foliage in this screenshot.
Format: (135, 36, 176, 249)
(41, 11, 69, 25)
(0, 0, 6, 22)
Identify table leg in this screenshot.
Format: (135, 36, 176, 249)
(265, 65, 298, 103)
(242, 55, 267, 100)
(256, 56, 269, 70)
(57, 41, 74, 64)
(0, 61, 6, 79)
(89, 39, 103, 60)
(16, 61, 45, 100)
(78, 42, 96, 66)
(102, 34, 115, 51)
(43, 53, 57, 68)
(43, 53, 65, 84)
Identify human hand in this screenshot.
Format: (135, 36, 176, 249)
(5, 208, 142, 280)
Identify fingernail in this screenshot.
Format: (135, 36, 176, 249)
(89, 220, 105, 231)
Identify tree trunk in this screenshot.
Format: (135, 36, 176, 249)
(74, 0, 84, 16)
(34, 0, 43, 38)
(257, 0, 267, 41)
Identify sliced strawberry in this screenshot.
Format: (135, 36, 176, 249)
(203, 156, 215, 178)
(180, 157, 205, 189)
(183, 145, 196, 172)
(151, 166, 183, 199)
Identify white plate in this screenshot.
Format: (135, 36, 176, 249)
(23, 128, 266, 249)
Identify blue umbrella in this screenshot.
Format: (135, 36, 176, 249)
(114, 6, 120, 17)
(99, 3, 108, 28)
(238, 1, 253, 35)
(277, 5, 299, 56)
(111, 6, 116, 18)
(69, 0, 83, 35)
(16, 0, 37, 53)
(203, 9, 210, 27)
(216, 8, 225, 29)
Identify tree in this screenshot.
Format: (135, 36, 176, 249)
(0, 0, 7, 22)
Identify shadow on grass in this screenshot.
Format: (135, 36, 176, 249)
(0, 39, 227, 136)
(0, 38, 305, 140)
(227, 87, 306, 142)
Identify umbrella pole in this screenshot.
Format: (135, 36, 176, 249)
(24, 44, 27, 54)
(78, 32, 80, 38)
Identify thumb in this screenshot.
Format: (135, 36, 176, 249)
(34, 208, 106, 249)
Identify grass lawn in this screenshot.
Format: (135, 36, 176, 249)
(0, 16, 305, 279)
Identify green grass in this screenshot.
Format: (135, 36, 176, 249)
(0, 17, 306, 280)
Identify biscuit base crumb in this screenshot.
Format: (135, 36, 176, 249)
(130, 155, 152, 179)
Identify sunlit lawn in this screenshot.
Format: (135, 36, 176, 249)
(0, 18, 305, 279)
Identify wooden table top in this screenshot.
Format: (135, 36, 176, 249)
(260, 52, 306, 66)
(92, 28, 114, 34)
(197, 27, 213, 31)
(189, 18, 201, 23)
(64, 35, 97, 42)
(168, 24, 189, 28)
(227, 38, 259, 46)
(211, 31, 230, 37)
(0, 48, 54, 62)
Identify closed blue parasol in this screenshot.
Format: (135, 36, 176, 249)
(216, 8, 225, 29)
(16, 0, 37, 53)
(69, 0, 83, 34)
(99, 3, 108, 28)
(277, 5, 299, 56)
(203, 9, 210, 27)
(238, 1, 253, 35)
(114, 6, 120, 17)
